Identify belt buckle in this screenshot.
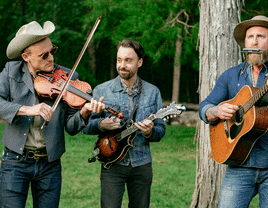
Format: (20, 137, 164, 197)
(27, 150, 47, 159)
(27, 150, 38, 159)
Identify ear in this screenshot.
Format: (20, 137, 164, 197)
(138, 58, 143, 68)
(21, 52, 29, 62)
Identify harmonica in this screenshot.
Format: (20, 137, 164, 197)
(241, 48, 261, 53)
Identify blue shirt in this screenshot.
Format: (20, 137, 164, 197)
(199, 61, 268, 168)
(82, 76, 166, 167)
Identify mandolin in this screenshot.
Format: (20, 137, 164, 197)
(89, 102, 186, 169)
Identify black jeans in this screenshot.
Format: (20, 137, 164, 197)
(100, 162, 153, 208)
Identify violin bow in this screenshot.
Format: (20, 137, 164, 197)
(41, 16, 101, 129)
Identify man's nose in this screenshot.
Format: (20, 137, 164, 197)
(252, 36, 258, 45)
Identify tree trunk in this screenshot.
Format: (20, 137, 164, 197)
(172, 28, 183, 103)
(191, 0, 243, 207)
(87, 41, 96, 76)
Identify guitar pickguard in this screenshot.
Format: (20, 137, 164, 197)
(230, 120, 245, 140)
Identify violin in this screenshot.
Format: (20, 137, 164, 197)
(36, 17, 119, 129)
(34, 66, 124, 119)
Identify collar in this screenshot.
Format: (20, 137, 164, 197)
(112, 75, 141, 93)
(120, 78, 139, 94)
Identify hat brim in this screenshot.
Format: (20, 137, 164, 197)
(234, 19, 268, 48)
(6, 21, 55, 59)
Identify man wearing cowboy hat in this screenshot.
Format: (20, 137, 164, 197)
(0, 21, 105, 207)
(199, 15, 268, 207)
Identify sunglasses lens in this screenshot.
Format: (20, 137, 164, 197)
(42, 46, 58, 60)
(51, 47, 58, 55)
(42, 52, 49, 60)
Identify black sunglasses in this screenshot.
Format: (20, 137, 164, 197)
(40, 45, 58, 60)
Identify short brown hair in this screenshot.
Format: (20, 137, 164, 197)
(117, 39, 144, 59)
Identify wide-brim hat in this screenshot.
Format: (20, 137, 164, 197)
(234, 15, 268, 48)
(6, 21, 55, 59)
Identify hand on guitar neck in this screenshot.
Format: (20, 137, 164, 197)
(206, 103, 239, 122)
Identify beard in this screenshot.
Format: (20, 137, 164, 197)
(117, 68, 135, 80)
(246, 50, 268, 66)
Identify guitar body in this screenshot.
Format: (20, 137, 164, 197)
(94, 123, 137, 169)
(210, 85, 268, 166)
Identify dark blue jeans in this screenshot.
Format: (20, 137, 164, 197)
(100, 163, 153, 208)
(219, 166, 268, 208)
(0, 148, 62, 208)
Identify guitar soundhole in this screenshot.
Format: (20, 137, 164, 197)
(230, 120, 244, 140)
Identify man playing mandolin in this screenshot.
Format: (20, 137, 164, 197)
(0, 21, 105, 207)
(199, 15, 268, 207)
(83, 39, 166, 208)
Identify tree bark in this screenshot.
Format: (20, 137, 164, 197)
(172, 28, 183, 103)
(191, 0, 243, 207)
(87, 41, 96, 76)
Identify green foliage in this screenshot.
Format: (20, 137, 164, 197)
(242, 0, 268, 19)
(83, 0, 199, 101)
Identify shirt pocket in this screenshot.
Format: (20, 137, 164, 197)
(138, 103, 157, 121)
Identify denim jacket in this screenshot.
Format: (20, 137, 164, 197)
(0, 61, 87, 162)
(83, 76, 166, 167)
(199, 61, 268, 168)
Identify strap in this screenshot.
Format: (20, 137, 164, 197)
(128, 79, 143, 122)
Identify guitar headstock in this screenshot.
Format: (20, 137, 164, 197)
(154, 102, 186, 120)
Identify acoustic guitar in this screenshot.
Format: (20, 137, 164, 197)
(210, 84, 268, 166)
(89, 102, 186, 169)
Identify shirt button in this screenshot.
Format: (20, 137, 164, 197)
(237, 84, 240, 86)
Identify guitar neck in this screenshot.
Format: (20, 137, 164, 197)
(243, 83, 268, 113)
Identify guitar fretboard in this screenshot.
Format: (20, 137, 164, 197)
(243, 83, 268, 113)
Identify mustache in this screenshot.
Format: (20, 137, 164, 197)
(118, 68, 129, 72)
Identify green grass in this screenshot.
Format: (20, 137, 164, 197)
(0, 124, 259, 207)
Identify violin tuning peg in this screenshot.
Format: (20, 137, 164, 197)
(163, 118, 166, 121)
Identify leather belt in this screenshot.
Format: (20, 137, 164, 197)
(23, 148, 48, 159)
(5, 147, 48, 160)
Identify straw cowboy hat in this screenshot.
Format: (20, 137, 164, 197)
(6, 21, 55, 59)
(234, 15, 268, 48)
